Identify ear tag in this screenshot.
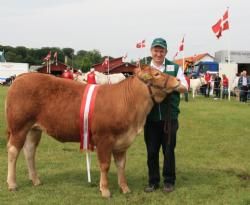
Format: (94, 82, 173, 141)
(142, 73, 152, 80)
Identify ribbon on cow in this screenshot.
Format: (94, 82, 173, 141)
(80, 84, 99, 151)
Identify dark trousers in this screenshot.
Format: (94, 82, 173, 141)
(214, 86, 220, 98)
(240, 86, 248, 102)
(205, 84, 210, 97)
(184, 92, 188, 102)
(144, 120, 178, 185)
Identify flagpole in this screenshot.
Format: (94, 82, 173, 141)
(107, 56, 111, 84)
(49, 59, 51, 74)
(182, 35, 185, 71)
(227, 7, 230, 64)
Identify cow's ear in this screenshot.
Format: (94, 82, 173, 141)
(134, 67, 141, 75)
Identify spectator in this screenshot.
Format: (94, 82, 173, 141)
(222, 74, 229, 99)
(232, 73, 240, 101)
(214, 73, 221, 98)
(238, 70, 250, 102)
(87, 68, 96, 84)
(204, 71, 211, 97)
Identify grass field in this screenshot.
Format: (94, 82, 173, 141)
(0, 86, 249, 205)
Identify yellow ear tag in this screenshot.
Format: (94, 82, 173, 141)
(142, 73, 152, 80)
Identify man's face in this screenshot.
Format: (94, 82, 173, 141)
(151, 46, 167, 65)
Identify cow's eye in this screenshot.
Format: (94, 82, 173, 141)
(154, 73, 160, 76)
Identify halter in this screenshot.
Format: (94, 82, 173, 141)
(146, 74, 181, 104)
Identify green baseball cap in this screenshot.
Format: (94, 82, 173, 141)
(151, 38, 167, 49)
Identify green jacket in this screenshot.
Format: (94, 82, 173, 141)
(147, 59, 180, 121)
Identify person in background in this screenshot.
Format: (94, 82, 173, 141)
(204, 71, 211, 97)
(238, 70, 250, 102)
(214, 73, 221, 99)
(144, 37, 188, 193)
(232, 73, 240, 101)
(184, 73, 190, 102)
(87, 68, 96, 84)
(222, 74, 229, 99)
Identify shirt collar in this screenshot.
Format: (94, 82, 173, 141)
(150, 59, 166, 72)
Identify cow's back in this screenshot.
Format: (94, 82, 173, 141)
(6, 73, 85, 142)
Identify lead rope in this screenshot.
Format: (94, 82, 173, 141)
(164, 94, 172, 145)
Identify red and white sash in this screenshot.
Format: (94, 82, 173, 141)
(80, 84, 99, 151)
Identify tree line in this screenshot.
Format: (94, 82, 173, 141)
(0, 45, 110, 72)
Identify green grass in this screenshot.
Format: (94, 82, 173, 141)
(0, 86, 249, 205)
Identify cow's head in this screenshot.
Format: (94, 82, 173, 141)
(135, 65, 180, 94)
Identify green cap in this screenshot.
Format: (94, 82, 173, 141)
(151, 38, 167, 49)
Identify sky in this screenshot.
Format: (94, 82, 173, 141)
(1, 0, 250, 61)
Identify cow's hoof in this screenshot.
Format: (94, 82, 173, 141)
(32, 178, 42, 186)
(101, 189, 111, 198)
(8, 185, 18, 191)
(121, 186, 131, 194)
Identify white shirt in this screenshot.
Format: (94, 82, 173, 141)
(150, 60, 188, 89)
(242, 76, 247, 86)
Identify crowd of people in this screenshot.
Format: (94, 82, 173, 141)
(184, 70, 250, 102)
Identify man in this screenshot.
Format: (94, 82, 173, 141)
(144, 38, 188, 193)
(238, 70, 250, 102)
(204, 71, 211, 97)
(222, 74, 229, 99)
(214, 73, 221, 99)
(87, 68, 96, 84)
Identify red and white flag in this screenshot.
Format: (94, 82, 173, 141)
(179, 37, 184, 52)
(173, 52, 179, 60)
(43, 51, 51, 61)
(53, 51, 58, 65)
(136, 40, 146, 48)
(211, 9, 229, 39)
(102, 57, 109, 67)
(53, 51, 58, 60)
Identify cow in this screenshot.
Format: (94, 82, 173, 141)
(5, 66, 180, 197)
(190, 77, 207, 98)
(76, 71, 126, 84)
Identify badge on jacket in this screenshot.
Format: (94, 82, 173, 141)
(166, 65, 175, 72)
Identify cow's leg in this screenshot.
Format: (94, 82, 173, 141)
(96, 142, 113, 198)
(113, 151, 131, 194)
(7, 131, 26, 191)
(23, 128, 42, 186)
(192, 88, 195, 98)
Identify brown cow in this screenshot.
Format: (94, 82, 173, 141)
(5, 66, 180, 197)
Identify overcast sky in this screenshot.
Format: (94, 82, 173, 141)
(1, 0, 250, 61)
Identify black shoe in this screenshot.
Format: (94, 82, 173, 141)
(163, 183, 174, 193)
(144, 184, 159, 193)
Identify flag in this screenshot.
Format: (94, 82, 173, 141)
(54, 52, 58, 65)
(102, 57, 109, 67)
(43, 51, 51, 61)
(179, 37, 184, 52)
(211, 9, 229, 39)
(173, 52, 179, 60)
(53, 51, 58, 60)
(212, 19, 222, 34)
(136, 40, 146, 48)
